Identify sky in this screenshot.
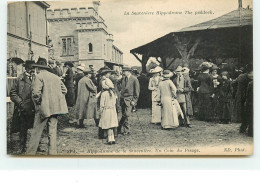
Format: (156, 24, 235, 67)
(47, 0, 253, 66)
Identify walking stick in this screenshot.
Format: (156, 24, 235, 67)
(133, 106, 147, 137)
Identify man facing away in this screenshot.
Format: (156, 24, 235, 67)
(26, 57, 68, 155)
(118, 66, 140, 135)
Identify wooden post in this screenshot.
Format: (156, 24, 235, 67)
(141, 53, 149, 73)
(174, 35, 200, 67)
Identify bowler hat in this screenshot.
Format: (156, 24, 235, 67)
(31, 57, 49, 69)
(23, 60, 35, 68)
(163, 70, 173, 78)
(64, 61, 74, 68)
(48, 60, 55, 64)
(101, 67, 114, 74)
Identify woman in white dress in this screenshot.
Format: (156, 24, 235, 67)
(148, 66, 163, 124)
(157, 70, 183, 130)
(99, 69, 118, 145)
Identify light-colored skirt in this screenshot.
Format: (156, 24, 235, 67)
(151, 101, 162, 123)
(161, 97, 182, 128)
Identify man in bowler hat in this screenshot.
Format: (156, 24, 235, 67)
(118, 66, 140, 135)
(26, 57, 68, 155)
(10, 60, 35, 153)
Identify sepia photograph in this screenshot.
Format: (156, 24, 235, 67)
(6, 0, 253, 156)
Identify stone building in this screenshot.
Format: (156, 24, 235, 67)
(47, 1, 123, 71)
(7, 1, 50, 77)
(7, 1, 50, 147)
(7, 1, 50, 100)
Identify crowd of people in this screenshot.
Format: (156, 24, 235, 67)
(9, 57, 253, 155)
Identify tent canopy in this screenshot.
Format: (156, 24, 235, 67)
(130, 8, 253, 70)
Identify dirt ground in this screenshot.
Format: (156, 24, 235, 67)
(7, 108, 253, 156)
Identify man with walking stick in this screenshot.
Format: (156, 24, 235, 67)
(118, 66, 140, 135)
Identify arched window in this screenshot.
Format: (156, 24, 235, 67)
(88, 43, 93, 53)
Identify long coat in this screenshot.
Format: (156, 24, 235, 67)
(75, 76, 98, 120)
(173, 75, 193, 116)
(73, 72, 85, 101)
(157, 79, 179, 128)
(232, 73, 251, 123)
(32, 70, 68, 119)
(148, 76, 163, 123)
(218, 78, 232, 120)
(197, 73, 214, 121)
(99, 78, 118, 129)
(64, 67, 75, 107)
(10, 72, 35, 132)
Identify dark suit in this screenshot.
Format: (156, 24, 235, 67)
(118, 74, 140, 134)
(10, 72, 35, 152)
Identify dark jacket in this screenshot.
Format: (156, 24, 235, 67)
(197, 73, 214, 94)
(10, 73, 35, 132)
(74, 72, 85, 100)
(120, 75, 140, 105)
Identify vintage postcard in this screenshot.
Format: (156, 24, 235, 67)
(6, 0, 253, 156)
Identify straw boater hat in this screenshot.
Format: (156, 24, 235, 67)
(83, 68, 92, 74)
(31, 57, 49, 69)
(163, 70, 173, 78)
(175, 66, 183, 72)
(101, 67, 114, 75)
(77, 64, 85, 71)
(149, 66, 163, 74)
(122, 66, 132, 71)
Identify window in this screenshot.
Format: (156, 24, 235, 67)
(88, 43, 93, 53)
(61, 37, 73, 56)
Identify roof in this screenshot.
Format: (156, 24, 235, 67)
(130, 8, 253, 55)
(178, 8, 252, 32)
(36, 1, 50, 8)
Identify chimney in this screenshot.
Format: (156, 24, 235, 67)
(238, 0, 242, 9)
(93, 1, 100, 13)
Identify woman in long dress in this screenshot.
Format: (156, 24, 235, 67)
(99, 69, 118, 145)
(148, 66, 163, 124)
(197, 62, 214, 121)
(157, 70, 182, 129)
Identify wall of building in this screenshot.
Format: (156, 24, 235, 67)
(78, 30, 105, 60)
(7, 2, 47, 46)
(7, 35, 48, 62)
(48, 20, 79, 63)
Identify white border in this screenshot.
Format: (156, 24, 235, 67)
(0, 0, 260, 170)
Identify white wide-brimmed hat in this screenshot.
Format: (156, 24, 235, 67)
(149, 66, 163, 74)
(175, 66, 183, 72)
(77, 65, 85, 71)
(77, 63, 86, 71)
(182, 67, 190, 74)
